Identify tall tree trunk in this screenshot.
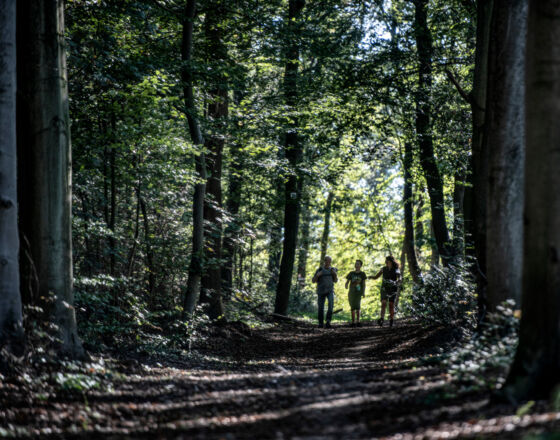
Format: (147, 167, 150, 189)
(485, 0, 527, 312)
(471, 0, 493, 322)
(297, 189, 311, 286)
(181, 0, 207, 316)
(109, 122, 117, 276)
(429, 221, 439, 267)
(505, 0, 560, 401)
(200, 1, 227, 320)
(274, 0, 305, 315)
(139, 196, 155, 303)
(415, 194, 424, 257)
(319, 192, 334, 265)
(413, 0, 452, 264)
(453, 167, 466, 257)
(221, 91, 244, 300)
(0, 0, 24, 354)
(266, 149, 285, 292)
(17, 0, 84, 358)
(266, 221, 282, 291)
(403, 143, 422, 283)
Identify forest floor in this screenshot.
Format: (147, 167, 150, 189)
(2, 318, 560, 439)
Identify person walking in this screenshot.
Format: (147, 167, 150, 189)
(369, 256, 401, 327)
(345, 259, 367, 327)
(312, 256, 338, 328)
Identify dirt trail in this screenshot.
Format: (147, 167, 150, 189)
(2, 319, 560, 439)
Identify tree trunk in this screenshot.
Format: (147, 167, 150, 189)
(266, 148, 285, 292)
(403, 143, 422, 283)
(319, 192, 334, 265)
(0, 0, 24, 354)
(200, 2, 227, 320)
(415, 194, 424, 257)
(109, 124, 117, 276)
(221, 92, 244, 300)
(453, 167, 466, 257)
(266, 222, 282, 291)
(17, 0, 84, 358)
(139, 196, 155, 303)
(505, 0, 560, 401)
(297, 189, 311, 287)
(429, 221, 439, 267)
(471, 0, 493, 322)
(485, 0, 527, 312)
(413, 0, 453, 264)
(181, 0, 207, 317)
(274, 0, 305, 315)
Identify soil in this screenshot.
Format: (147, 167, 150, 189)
(1, 319, 560, 439)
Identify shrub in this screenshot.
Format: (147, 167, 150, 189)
(405, 261, 476, 331)
(442, 299, 519, 391)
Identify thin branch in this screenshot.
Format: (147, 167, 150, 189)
(444, 69, 472, 105)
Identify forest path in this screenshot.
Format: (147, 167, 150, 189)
(3, 319, 560, 439)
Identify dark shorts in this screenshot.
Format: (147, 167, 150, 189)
(381, 288, 397, 302)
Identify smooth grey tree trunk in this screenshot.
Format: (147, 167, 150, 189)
(485, 0, 527, 312)
(0, 0, 24, 354)
(505, 0, 560, 401)
(17, 0, 83, 358)
(181, 0, 207, 317)
(319, 192, 334, 266)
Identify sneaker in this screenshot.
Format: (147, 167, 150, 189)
(377, 318, 384, 327)
(389, 318, 394, 327)
(356, 322, 361, 327)
(325, 322, 332, 328)
(350, 323, 356, 328)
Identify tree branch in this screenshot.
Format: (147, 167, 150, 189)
(444, 69, 472, 105)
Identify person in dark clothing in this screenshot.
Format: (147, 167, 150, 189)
(345, 259, 367, 327)
(369, 255, 401, 327)
(312, 255, 338, 328)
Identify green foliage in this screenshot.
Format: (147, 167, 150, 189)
(406, 261, 476, 330)
(65, 0, 476, 340)
(55, 372, 101, 393)
(442, 300, 519, 391)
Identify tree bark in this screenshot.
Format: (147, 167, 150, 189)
(0, 0, 24, 354)
(429, 220, 439, 267)
(453, 167, 466, 257)
(266, 150, 285, 292)
(139, 196, 155, 303)
(200, 1, 227, 320)
(485, 0, 527, 312)
(403, 143, 422, 283)
(221, 92, 244, 300)
(17, 0, 84, 358)
(274, 0, 305, 315)
(471, 0, 493, 322)
(181, 0, 207, 317)
(505, 0, 560, 401)
(297, 188, 311, 287)
(413, 0, 453, 264)
(319, 192, 334, 266)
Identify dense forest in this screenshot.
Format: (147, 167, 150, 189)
(1, 0, 560, 438)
